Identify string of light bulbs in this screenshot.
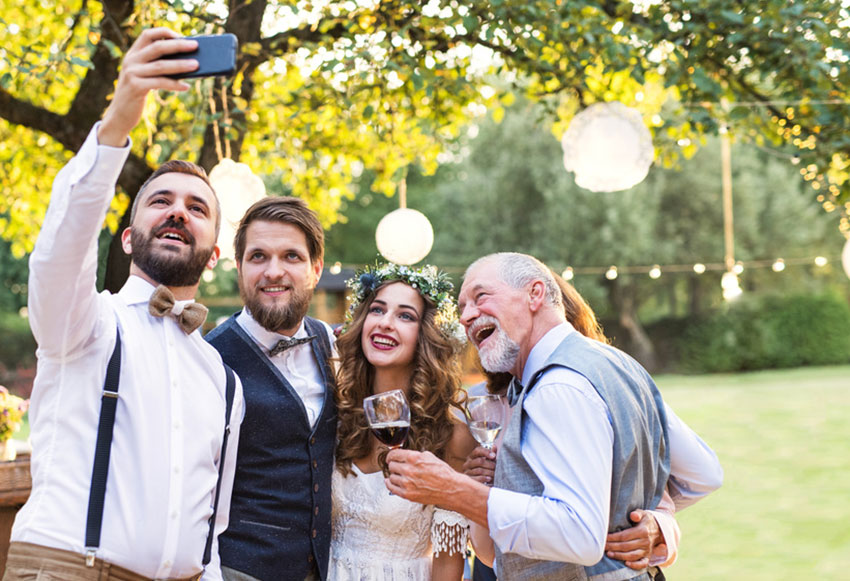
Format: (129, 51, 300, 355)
(325, 254, 835, 280)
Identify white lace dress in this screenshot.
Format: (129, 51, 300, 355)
(329, 464, 468, 580)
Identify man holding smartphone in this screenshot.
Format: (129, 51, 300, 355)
(4, 29, 243, 581)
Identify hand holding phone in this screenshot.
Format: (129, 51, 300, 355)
(161, 34, 238, 79)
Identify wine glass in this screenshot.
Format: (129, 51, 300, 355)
(364, 389, 411, 451)
(465, 394, 506, 450)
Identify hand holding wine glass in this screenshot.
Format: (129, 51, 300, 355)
(364, 389, 411, 477)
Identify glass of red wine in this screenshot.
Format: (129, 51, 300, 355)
(364, 389, 411, 449)
(364, 389, 411, 480)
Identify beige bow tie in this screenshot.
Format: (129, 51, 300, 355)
(148, 285, 208, 334)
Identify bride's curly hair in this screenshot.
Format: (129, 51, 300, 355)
(334, 281, 466, 476)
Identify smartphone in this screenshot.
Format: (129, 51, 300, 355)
(163, 34, 238, 79)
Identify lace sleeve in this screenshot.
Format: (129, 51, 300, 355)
(431, 508, 469, 556)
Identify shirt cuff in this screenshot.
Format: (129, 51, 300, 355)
(487, 487, 532, 552)
(65, 122, 132, 187)
(646, 509, 680, 567)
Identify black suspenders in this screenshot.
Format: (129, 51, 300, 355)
(84, 327, 236, 569)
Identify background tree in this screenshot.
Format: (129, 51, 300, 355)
(325, 101, 845, 366)
(1, 0, 848, 292)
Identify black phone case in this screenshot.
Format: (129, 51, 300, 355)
(164, 34, 238, 79)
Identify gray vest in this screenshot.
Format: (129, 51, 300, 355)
(494, 331, 670, 581)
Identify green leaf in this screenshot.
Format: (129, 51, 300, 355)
(69, 56, 94, 70)
(720, 10, 745, 24)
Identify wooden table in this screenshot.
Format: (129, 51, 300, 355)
(0, 454, 31, 571)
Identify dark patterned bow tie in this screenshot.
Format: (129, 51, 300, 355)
(148, 285, 208, 334)
(505, 376, 525, 407)
(269, 335, 317, 357)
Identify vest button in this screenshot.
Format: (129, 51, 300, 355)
(313, 460, 318, 469)
(314, 506, 319, 515)
(308, 554, 314, 562)
(312, 529, 318, 538)
(310, 437, 316, 445)
(314, 483, 319, 492)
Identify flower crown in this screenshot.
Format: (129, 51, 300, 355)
(344, 262, 466, 346)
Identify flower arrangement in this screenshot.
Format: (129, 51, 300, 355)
(0, 386, 29, 442)
(344, 262, 467, 347)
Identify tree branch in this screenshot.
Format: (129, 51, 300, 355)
(66, 0, 136, 130)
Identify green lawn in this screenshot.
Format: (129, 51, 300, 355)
(656, 365, 850, 579)
(11, 366, 850, 577)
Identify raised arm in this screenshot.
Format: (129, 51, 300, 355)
(28, 28, 200, 357)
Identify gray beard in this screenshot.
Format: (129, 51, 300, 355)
(477, 324, 520, 373)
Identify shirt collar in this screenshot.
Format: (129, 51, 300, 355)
(521, 322, 576, 387)
(119, 275, 200, 309)
(237, 308, 308, 352)
(118, 275, 160, 306)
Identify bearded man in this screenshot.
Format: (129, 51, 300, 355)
(6, 28, 244, 581)
(205, 197, 336, 581)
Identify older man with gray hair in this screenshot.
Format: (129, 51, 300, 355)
(386, 252, 711, 581)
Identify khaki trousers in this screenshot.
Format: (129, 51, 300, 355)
(3, 542, 202, 581)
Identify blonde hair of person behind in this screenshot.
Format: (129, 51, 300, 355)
(334, 282, 466, 476)
(550, 269, 608, 344)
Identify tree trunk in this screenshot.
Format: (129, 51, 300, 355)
(104, 0, 267, 290)
(604, 277, 657, 372)
(688, 273, 705, 316)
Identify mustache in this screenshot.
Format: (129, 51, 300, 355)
(468, 315, 499, 339)
(154, 218, 195, 245)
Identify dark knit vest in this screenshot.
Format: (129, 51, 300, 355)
(494, 331, 670, 581)
(206, 315, 337, 581)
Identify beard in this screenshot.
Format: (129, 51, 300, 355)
(239, 275, 314, 333)
(473, 315, 521, 373)
(130, 221, 215, 287)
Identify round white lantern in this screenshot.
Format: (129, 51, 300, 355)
(375, 208, 434, 265)
(209, 158, 267, 262)
(561, 101, 654, 192)
(842, 238, 850, 279)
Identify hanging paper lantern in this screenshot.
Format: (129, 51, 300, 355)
(842, 238, 850, 279)
(209, 159, 267, 262)
(561, 101, 654, 192)
(375, 208, 434, 265)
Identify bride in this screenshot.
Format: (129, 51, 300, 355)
(330, 263, 476, 580)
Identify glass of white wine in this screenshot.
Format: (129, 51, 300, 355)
(465, 394, 506, 450)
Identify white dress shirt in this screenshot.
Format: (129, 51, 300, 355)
(236, 309, 335, 428)
(12, 124, 244, 580)
(487, 323, 722, 565)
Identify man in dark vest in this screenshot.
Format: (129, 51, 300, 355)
(386, 252, 671, 581)
(206, 197, 336, 581)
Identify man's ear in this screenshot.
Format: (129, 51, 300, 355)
(120, 227, 133, 255)
(527, 280, 547, 312)
(206, 245, 221, 270)
(312, 258, 324, 287)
